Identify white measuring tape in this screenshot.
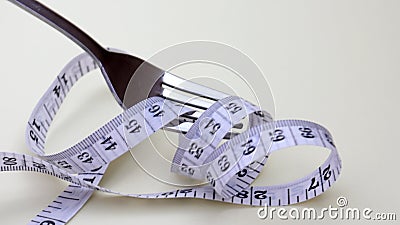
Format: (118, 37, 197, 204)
(0, 52, 342, 225)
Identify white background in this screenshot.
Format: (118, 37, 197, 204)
(0, 0, 399, 224)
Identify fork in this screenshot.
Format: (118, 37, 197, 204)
(8, 0, 244, 135)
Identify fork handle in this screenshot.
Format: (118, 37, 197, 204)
(8, 0, 107, 63)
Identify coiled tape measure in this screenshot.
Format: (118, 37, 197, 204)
(0, 52, 342, 224)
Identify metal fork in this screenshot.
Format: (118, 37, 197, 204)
(8, 0, 243, 135)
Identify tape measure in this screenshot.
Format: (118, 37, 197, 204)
(0, 52, 342, 225)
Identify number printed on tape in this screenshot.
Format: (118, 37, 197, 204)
(0, 52, 342, 224)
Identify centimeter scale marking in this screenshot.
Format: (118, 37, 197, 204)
(0, 52, 342, 225)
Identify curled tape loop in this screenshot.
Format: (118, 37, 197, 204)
(0, 52, 341, 224)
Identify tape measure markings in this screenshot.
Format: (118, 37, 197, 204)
(171, 96, 271, 181)
(170, 95, 277, 198)
(0, 52, 342, 225)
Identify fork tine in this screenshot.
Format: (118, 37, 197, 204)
(163, 122, 238, 139)
(161, 77, 244, 132)
(162, 90, 244, 131)
(163, 72, 230, 101)
(167, 112, 244, 129)
(161, 88, 214, 110)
